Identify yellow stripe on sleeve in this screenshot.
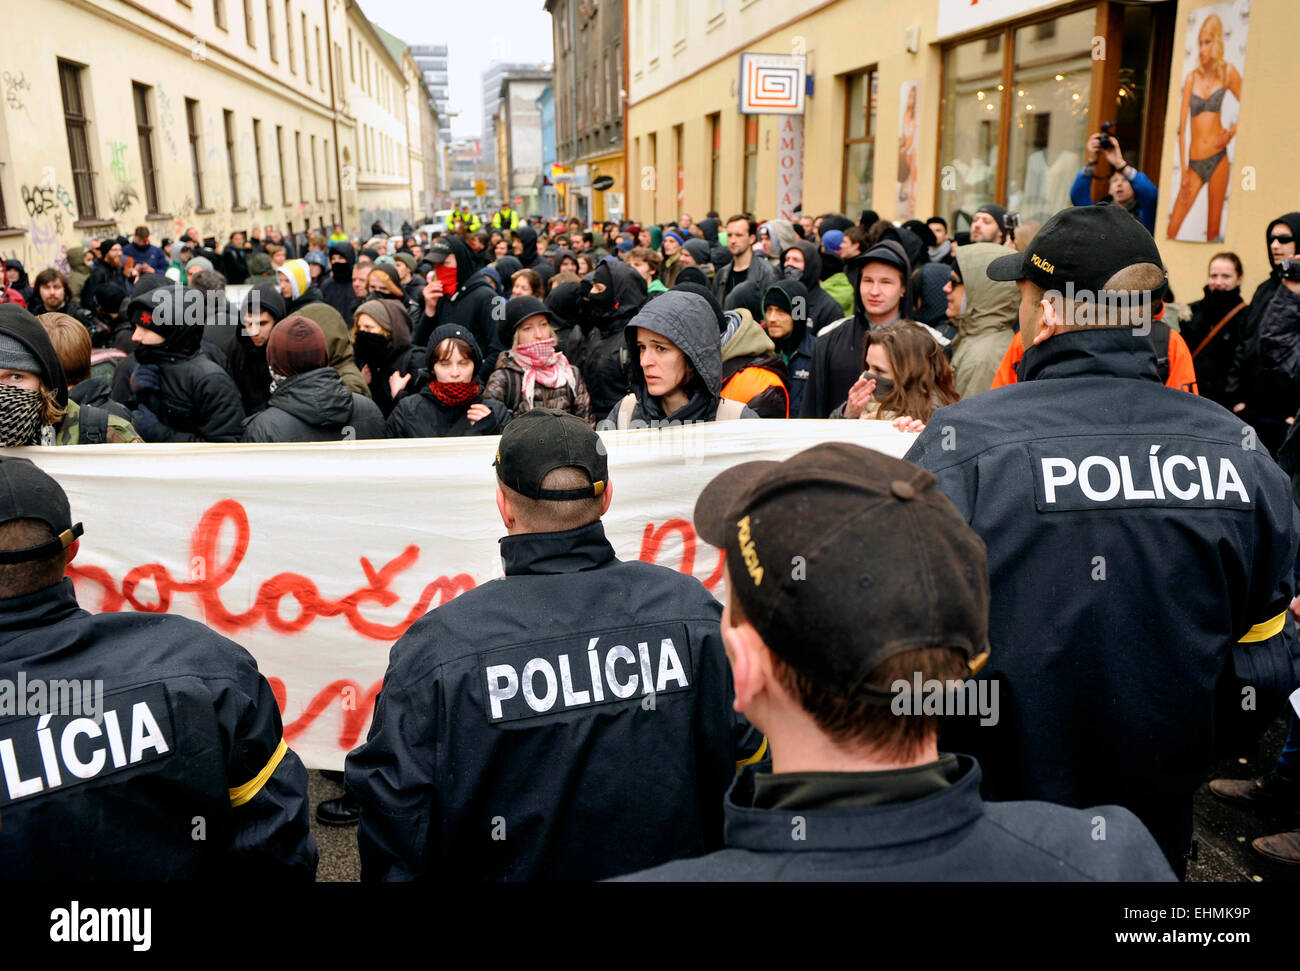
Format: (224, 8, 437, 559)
(1239, 611, 1287, 643)
(735, 735, 769, 773)
(229, 737, 288, 807)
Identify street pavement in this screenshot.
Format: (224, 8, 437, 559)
(305, 714, 1299, 883)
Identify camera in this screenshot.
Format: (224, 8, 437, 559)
(1281, 259, 1300, 283)
(1098, 120, 1117, 151)
(1005, 212, 1021, 232)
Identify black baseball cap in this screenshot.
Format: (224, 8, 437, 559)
(428, 238, 453, 263)
(987, 203, 1166, 295)
(494, 409, 608, 501)
(0, 457, 83, 564)
(499, 296, 556, 350)
(694, 442, 989, 696)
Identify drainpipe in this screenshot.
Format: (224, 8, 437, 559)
(323, 0, 345, 220)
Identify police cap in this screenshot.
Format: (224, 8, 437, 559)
(693, 443, 989, 696)
(494, 409, 608, 501)
(0, 456, 83, 564)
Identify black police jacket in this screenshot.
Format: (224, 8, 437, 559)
(345, 520, 742, 881)
(905, 329, 1300, 832)
(620, 757, 1175, 881)
(0, 580, 317, 880)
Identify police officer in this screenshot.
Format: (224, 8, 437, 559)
(346, 409, 750, 881)
(906, 204, 1300, 877)
(621, 442, 1173, 881)
(490, 200, 519, 233)
(0, 456, 317, 879)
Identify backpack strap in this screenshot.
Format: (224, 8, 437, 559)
(715, 397, 746, 421)
(616, 392, 637, 429)
(77, 403, 110, 444)
(1190, 301, 1247, 360)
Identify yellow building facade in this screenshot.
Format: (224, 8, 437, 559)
(627, 0, 1300, 301)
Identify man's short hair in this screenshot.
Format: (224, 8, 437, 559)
(499, 466, 603, 533)
(726, 215, 757, 238)
(0, 519, 66, 598)
(1033, 262, 1167, 330)
(845, 225, 870, 249)
(628, 247, 663, 276)
(729, 588, 969, 761)
(134, 225, 150, 240)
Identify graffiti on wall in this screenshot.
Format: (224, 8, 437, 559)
(2, 72, 30, 110)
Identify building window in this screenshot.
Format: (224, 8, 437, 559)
(252, 118, 266, 205)
(276, 125, 288, 204)
(58, 60, 98, 220)
(674, 123, 684, 210)
(133, 83, 161, 214)
(315, 27, 324, 93)
(302, 14, 311, 85)
(325, 138, 333, 200)
(841, 68, 877, 216)
(937, 6, 1096, 225)
(266, 0, 277, 61)
(223, 109, 240, 207)
(185, 97, 206, 209)
(742, 116, 758, 215)
(311, 134, 319, 200)
(295, 131, 305, 202)
(648, 131, 658, 217)
(243, 0, 255, 45)
(285, 0, 295, 73)
(708, 112, 721, 212)
(334, 44, 344, 99)
(347, 29, 354, 80)
(214, 0, 227, 30)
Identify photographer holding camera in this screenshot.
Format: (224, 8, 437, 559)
(1069, 123, 1159, 234)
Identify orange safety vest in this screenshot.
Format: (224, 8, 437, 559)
(721, 366, 790, 417)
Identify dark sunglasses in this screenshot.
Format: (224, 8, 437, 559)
(1272, 234, 1295, 245)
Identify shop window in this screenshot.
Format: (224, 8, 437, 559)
(742, 116, 758, 215)
(708, 112, 721, 213)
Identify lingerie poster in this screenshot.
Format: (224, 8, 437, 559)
(1167, 0, 1250, 243)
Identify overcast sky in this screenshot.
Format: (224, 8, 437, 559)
(358, 0, 555, 139)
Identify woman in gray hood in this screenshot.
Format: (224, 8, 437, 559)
(602, 290, 757, 428)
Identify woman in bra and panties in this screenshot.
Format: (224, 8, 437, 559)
(1168, 14, 1243, 241)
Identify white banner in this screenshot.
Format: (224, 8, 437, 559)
(18, 421, 913, 769)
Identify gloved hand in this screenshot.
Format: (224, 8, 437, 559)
(130, 404, 163, 439)
(131, 364, 162, 394)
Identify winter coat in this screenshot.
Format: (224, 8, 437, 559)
(412, 237, 505, 382)
(719, 309, 792, 418)
(197, 288, 240, 372)
(80, 260, 129, 315)
(36, 298, 105, 346)
(799, 241, 913, 418)
(222, 242, 249, 284)
(782, 240, 843, 333)
(822, 271, 854, 317)
(55, 398, 141, 444)
(1255, 284, 1300, 421)
(600, 290, 759, 427)
(242, 367, 385, 442)
(68, 376, 134, 423)
(714, 250, 777, 303)
(1182, 285, 1248, 407)
(122, 241, 169, 275)
(484, 350, 593, 426)
(293, 302, 372, 399)
(321, 242, 360, 321)
(284, 285, 326, 316)
(4, 259, 33, 306)
(949, 243, 1018, 399)
(571, 260, 648, 418)
(515, 226, 554, 285)
(384, 382, 510, 438)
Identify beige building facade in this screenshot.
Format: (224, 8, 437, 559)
(626, 0, 1300, 301)
(0, 0, 432, 278)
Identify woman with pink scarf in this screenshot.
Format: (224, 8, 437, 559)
(485, 296, 593, 426)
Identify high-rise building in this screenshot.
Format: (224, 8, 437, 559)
(481, 61, 549, 177)
(410, 44, 452, 148)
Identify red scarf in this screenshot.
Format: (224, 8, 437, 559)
(428, 380, 480, 407)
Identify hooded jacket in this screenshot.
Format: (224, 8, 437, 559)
(1226, 212, 1300, 451)
(225, 283, 287, 417)
(761, 280, 817, 418)
(293, 301, 372, 399)
(761, 220, 798, 264)
(602, 290, 758, 426)
(949, 242, 1019, 399)
(80, 257, 129, 316)
(719, 308, 792, 418)
(241, 367, 385, 442)
(515, 226, 554, 285)
(413, 236, 506, 382)
(352, 297, 413, 417)
(572, 259, 648, 418)
(112, 285, 246, 442)
(695, 218, 720, 245)
(782, 239, 844, 333)
(799, 240, 912, 418)
(385, 324, 510, 439)
(4, 260, 32, 306)
(550, 247, 578, 275)
(322, 242, 361, 322)
(221, 240, 249, 284)
(67, 247, 91, 300)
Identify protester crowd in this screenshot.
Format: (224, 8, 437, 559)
(1, 125, 1299, 883)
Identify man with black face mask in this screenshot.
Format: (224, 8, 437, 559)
(322, 241, 360, 321)
(111, 284, 246, 441)
(572, 259, 648, 417)
(781, 239, 845, 334)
